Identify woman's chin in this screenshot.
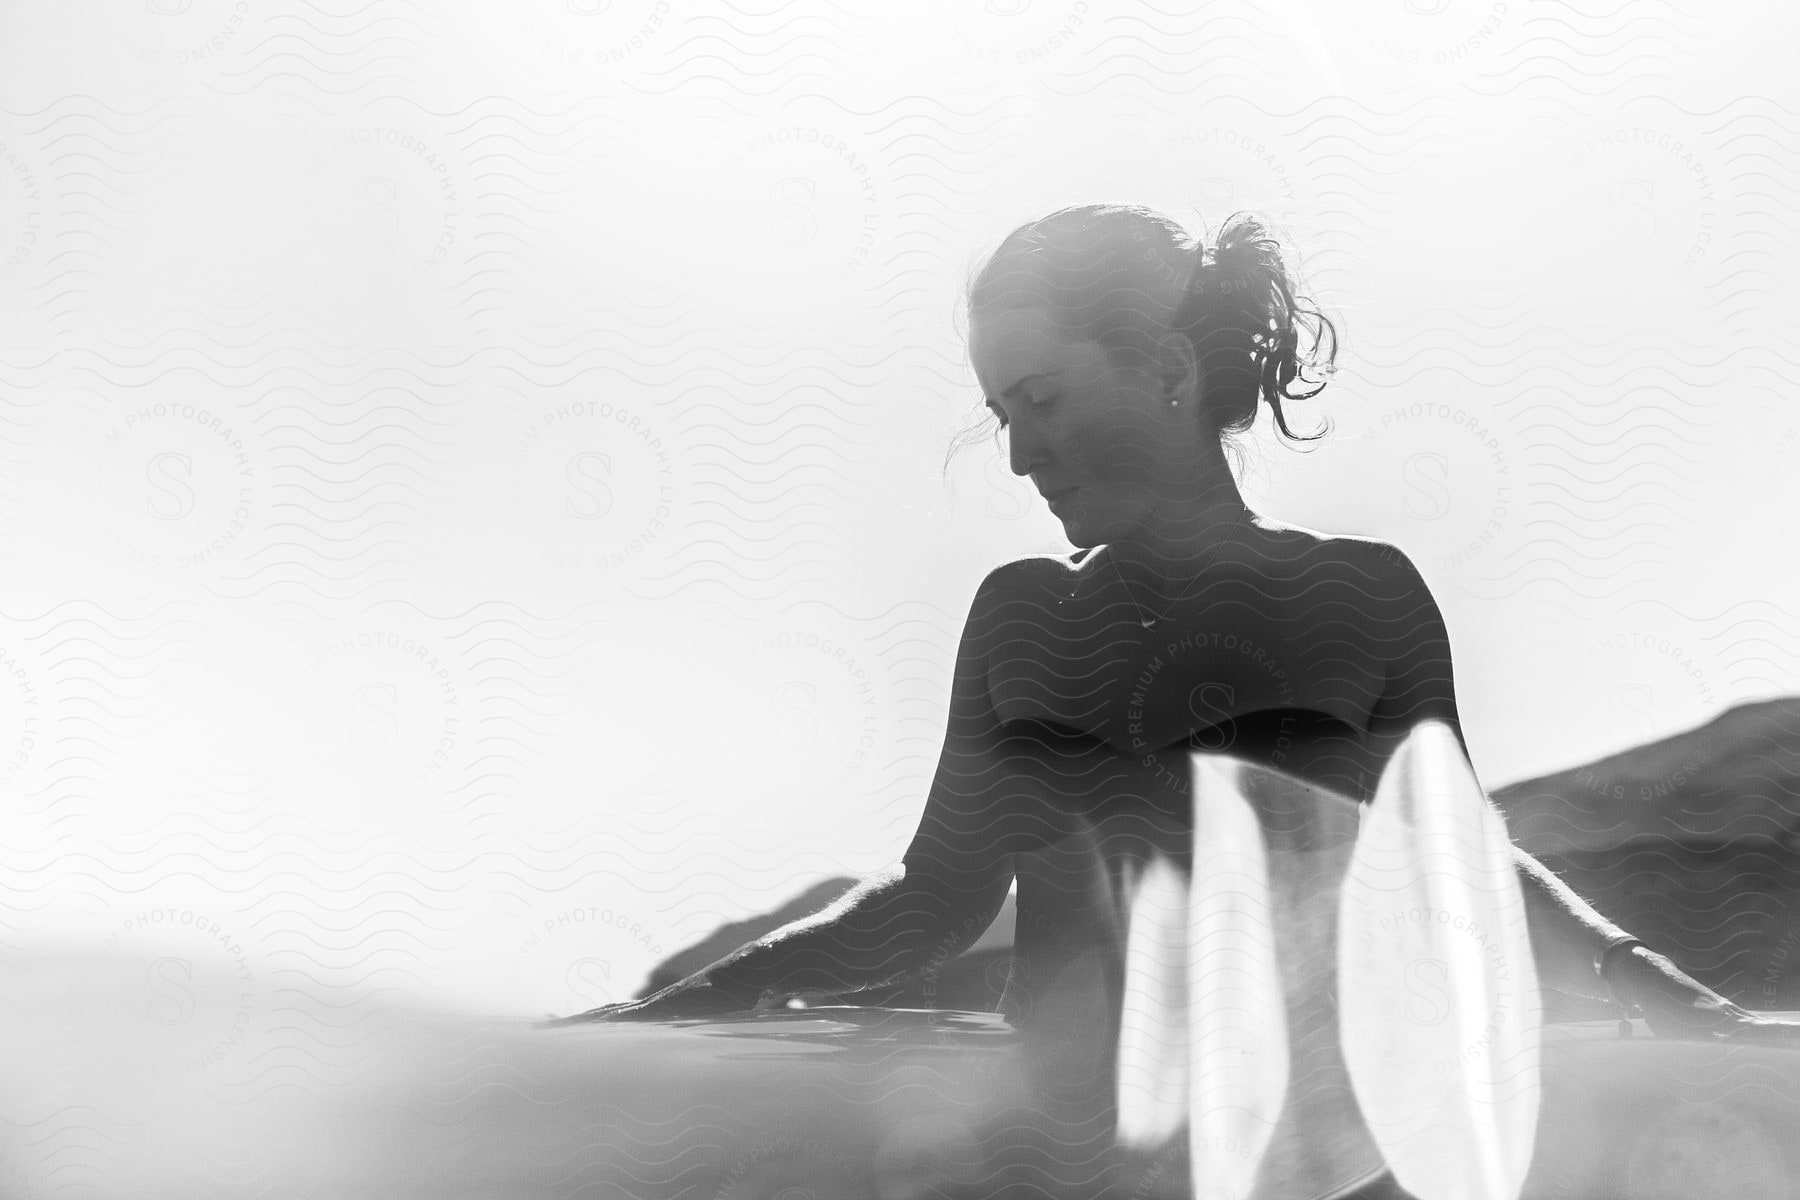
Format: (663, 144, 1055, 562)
(1054, 514, 1098, 547)
(1055, 507, 1131, 548)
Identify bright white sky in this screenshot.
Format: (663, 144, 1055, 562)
(0, 0, 1796, 1018)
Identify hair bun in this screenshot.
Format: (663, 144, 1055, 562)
(950, 201, 1337, 473)
(1203, 212, 1279, 285)
(1187, 211, 1334, 440)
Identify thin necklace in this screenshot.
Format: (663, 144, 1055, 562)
(1103, 512, 1248, 630)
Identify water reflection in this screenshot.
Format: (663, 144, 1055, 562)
(555, 1004, 1020, 1063)
(7, 735, 1800, 1198)
(0, 952, 1032, 1199)
(5, 940, 1800, 1198)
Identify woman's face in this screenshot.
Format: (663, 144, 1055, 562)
(968, 304, 1210, 547)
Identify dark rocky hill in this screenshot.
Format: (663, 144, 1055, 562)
(1490, 697, 1800, 1009)
(1489, 696, 1800, 856)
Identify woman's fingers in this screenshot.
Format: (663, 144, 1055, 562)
(618, 983, 743, 1021)
(1641, 996, 1800, 1046)
(534, 980, 754, 1027)
(533, 1000, 645, 1027)
(1609, 948, 1777, 1041)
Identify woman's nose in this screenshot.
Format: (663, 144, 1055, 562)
(1007, 421, 1048, 477)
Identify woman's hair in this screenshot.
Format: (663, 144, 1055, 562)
(950, 202, 1338, 468)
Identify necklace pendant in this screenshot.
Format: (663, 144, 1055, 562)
(1140, 615, 1157, 630)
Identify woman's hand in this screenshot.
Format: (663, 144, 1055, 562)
(1608, 945, 1800, 1046)
(537, 974, 762, 1027)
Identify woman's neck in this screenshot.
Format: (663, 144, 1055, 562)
(1134, 430, 1252, 553)
(1102, 494, 1260, 608)
(1088, 427, 1263, 600)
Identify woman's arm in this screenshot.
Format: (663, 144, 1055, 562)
(692, 860, 1008, 1008)
(1373, 547, 1626, 997)
(1507, 846, 1800, 1039)
(1507, 840, 1646, 1003)
(1377, 546, 1799, 1041)
(552, 562, 1048, 1023)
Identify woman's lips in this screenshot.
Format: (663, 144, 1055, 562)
(1046, 487, 1080, 513)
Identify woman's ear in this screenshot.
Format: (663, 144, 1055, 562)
(1154, 332, 1204, 406)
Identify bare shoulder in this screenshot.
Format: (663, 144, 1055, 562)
(975, 548, 1095, 602)
(961, 551, 1087, 642)
(1247, 517, 1408, 585)
(1247, 521, 1447, 639)
(1331, 534, 1441, 616)
(1255, 527, 1460, 735)
(977, 529, 1422, 612)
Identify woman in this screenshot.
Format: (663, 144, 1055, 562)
(561, 204, 1792, 1193)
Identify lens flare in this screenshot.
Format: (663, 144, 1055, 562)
(1115, 755, 1291, 1200)
(1337, 720, 1543, 1200)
